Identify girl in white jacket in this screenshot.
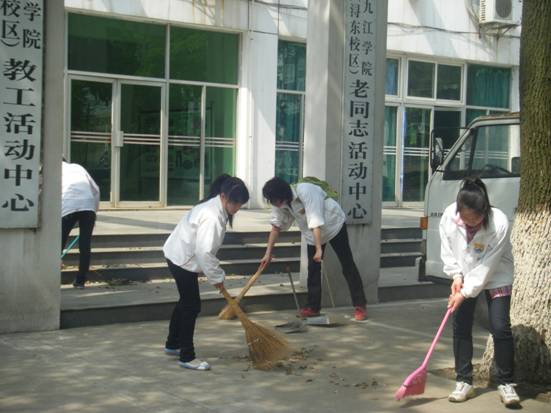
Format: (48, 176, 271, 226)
(162, 175, 249, 371)
(260, 177, 367, 321)
(441, 177, 519, 406)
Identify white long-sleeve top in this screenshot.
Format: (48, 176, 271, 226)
(439, 202, 514, 299)
(270, 183, 346, 245)
(163, 196, 227, 284)
(61, 161, 100, 217)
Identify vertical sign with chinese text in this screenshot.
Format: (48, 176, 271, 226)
(0, 0, 43, 228)
(342, 0, 378, 224)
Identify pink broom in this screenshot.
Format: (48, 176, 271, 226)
(395, 308, 453, 400)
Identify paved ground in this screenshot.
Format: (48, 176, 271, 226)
(1, 298, 549, 413)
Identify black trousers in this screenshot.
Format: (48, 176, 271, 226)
(165, 259, 201, 362)
(306, 223, 367, 311)
(454, 292, 514, 385)
(61, 210, 96, 284)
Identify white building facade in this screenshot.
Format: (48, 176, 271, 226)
(62, 0, 520, 208)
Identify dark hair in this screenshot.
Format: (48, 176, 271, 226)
(199, 174, 249, 227)
(262, 177, 293, 205)
(456, 177, 492, 228)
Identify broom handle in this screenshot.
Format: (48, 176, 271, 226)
(421, 308, 452, 368)
(220, 286, 249, 323)
(233, 262, 266, 303)
(61, 235, 80, 259)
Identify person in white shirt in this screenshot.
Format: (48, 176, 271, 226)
(61, 160, 100, 288)
(441, 177, 519, 407)
(162, 175, 249, 371)
(260, 177, 367, 321)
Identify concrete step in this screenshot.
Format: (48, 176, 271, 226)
(380, 238, 422, 254)
(59, 270, 448, 329)
(380, 227, 421, 240)
(63, 243, 301, 267)
(380, 252, 422, 268)
(83, 230, 302, 249)
(61, 257, 301, 284)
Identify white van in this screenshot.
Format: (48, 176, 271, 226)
(418, 113, 521, 283)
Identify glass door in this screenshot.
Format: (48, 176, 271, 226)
(69, 78, 113, 203)
(115, 82, 164, 206)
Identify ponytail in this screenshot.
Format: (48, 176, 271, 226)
(456, 177, 492, 228)
(198, 174, 249, 227)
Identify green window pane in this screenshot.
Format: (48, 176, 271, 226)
(169, 84, 202, 137)
(120, 145, 159, 201)
(277, 41, 306, 91)
(275, 149, 300, 184)
(437, 65, 461, 100)
(433, 110, 461, 149)
(276, 93, 302, 143)
(121, 84, 161, 135)
(71, 80, 112, 133)
(385, 58, 399, 95)
(204, 147, 235, 189)
(167, 146, 200, 205)
(467, 65, 511, 108)
(408, 61, 435, 98)
(383, 155, 396, 202)
(382, 106, 397, 202)
(68, 14, 165, 78)
(384, 106, 397, 146)
(206, 87, 237, 138)
(466, 109, 487, 125)
(403, 107, 431, 202)
(70, 142, 111, 202)
(170, 27, 238, 84)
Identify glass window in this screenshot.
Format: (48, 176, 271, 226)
(403, 107, 431, 201)
(408, 61, 434, 98)
(385, 58, 399, 95)
(205, 87, 237, 138)
(275, 93, 302, 183)
(437, 64, 461, 100)
(444, 124, 520, 180)
(466, 108, 487, 125)
(277, 41, 306, 91)
(167, 84, 202, 205)
(383, 106, 397, 201)
(467, 65, 511, 108)
(170, 27, 239, 85)
(70, 80, 112, 201)
(68, 14, 165, 78)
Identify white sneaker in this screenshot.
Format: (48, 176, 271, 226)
(178, 359, 210, 371)
(448, 381, 475, 402)
(498, 383, 520, 407)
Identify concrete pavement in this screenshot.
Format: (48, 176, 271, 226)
(1, 298, 549, 413)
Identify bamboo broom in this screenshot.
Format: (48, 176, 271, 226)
(219, 286, 293, 369)
(218, 263, 266, 320)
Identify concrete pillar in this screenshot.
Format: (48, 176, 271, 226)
(238, 31, 278, 208)
(0, 0, 64, 332)
(302, 0, 387, 306)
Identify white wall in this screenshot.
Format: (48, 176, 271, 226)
(387, 0, 520, 65)
(0, 0, 64, 333)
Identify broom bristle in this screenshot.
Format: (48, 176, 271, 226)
(241, 318, 293, 369)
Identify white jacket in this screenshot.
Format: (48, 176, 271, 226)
(439, 202, 514, 298)
(163, 196, 227, 284)
(61, 161, 100, 217)
(270, 183, 346, 245)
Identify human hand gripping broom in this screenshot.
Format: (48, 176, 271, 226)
(218, 262, 267, 320)
(219, 286, 293, 369)
(395, 307, 453, 400)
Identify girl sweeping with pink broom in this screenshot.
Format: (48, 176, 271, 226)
(396, 177, 519, 407)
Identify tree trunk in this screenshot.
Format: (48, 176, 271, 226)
(480, 0, 551, 384)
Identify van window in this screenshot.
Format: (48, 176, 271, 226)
(443, 124, 520, 180)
